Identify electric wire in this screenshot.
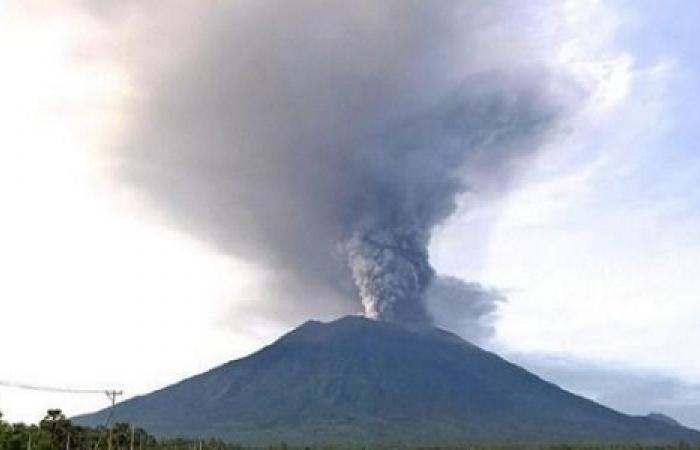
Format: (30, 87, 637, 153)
(0, 380, 109, 395)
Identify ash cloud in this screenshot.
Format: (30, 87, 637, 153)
(103, 1, 584, 328)
(427, 276, 505, 343)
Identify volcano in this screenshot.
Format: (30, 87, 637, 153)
(75, 316, 700, 444)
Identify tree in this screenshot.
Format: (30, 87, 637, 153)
(40, 408, 72, 449)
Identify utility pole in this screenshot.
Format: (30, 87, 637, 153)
(66, 433, 71, 450)
(105, 389, 123, 450)
(0, 380, 123, 450)
(130, 424, 135, 450)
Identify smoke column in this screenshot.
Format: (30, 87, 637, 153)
(103, 1, 584, 327)
(344, 226, 433, 323)
(334, 72, 574, 323)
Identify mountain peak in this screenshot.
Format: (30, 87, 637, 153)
(287, 315, 469, 348)
(75, 317, 700, 445)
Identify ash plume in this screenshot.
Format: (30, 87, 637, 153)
(344, 227, 434, 323)
(427, 277, 506, 343)
(102, 1, 584, 328)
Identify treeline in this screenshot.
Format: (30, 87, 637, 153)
(1, 410, 698, 450)
(0, 410, 234, 450)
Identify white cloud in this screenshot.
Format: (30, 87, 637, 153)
(472, 1, 700, 383)
(431, 1, 700, 401)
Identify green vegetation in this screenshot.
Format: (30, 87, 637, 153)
(1, 409, 698, 450)
(0, 409, 155, 450)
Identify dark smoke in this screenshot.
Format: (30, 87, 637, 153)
(105, 1, 584, 328)
(427, 277, 505, 342)
(334, 72, 572, 323)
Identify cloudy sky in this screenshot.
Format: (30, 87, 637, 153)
(1, 0, 699, 429)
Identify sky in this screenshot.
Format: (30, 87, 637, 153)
(1, 0, 699, 430)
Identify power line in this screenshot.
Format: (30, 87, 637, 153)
(1, 378, 124, 449)
(0, 379, 111, 395)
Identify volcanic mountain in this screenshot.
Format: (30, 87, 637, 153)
(75, 316, 700, 444)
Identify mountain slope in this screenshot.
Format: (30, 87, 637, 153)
(75, 316, 700, 444)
